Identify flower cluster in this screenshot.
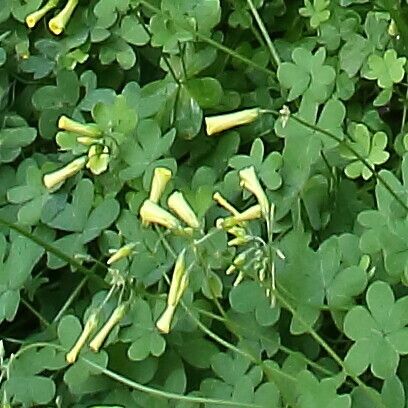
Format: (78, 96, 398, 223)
(42, 115, 110, 190)
(26, 0, 78, 35)
(214, 166, 282, 305)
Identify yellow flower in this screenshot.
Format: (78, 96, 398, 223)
(86, 145, 110, 175)
(213, 192, 239, 216)
(167, 191, 200, 229)
(205, 108, 260, 136)
(139, 200, 181, 230)
(156, 249, 188, 334)
(222, 204, 262, 228)
(89, 303, 127, 352)
(107, 243, 136, 265)
(48, 0, 79, 35)
(66, 311, 98, 364)
(43, 156, 87, 190)
(239, 167, 269, 217)
(26, 0, 59, 28)
(150, 167, 172, 203)
(58, 115, 102, 138)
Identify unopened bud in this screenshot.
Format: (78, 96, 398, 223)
(107, 243, 136, 265)
(223, 204, 262, 228)
(66, 311, 98, 364)
(139, 200, 181, 230)
(239, 167, 269, 218)
(43, 156, 87, 190)
(167, 191, 200, 229)
(205, 108, 260, 136)
(150, 167, 172, 203)
(213, 192, 240, 216)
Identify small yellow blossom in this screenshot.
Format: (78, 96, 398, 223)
(156, 250, 188, 334)
(222, 204, 262, 228)
(43, 156, 87, 190)
(205, 108, 260, 136)
(89, 303, 127, 352)
(213, 192, 240, 215)
(239, 167, 269, 217)
(58, 115, 102, 138)
(48, 0, 79, 35)
(139, 200, 181, 230)
(25, 0, 59, 29)
(86, 145, 109, 175)
(167, 191, 200, 229)
(66, 311, 98, 364)
(150, 167, 172, 203)
(107, 243, 136, 265)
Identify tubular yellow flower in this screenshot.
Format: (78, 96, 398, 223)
(77, 136, 104, 146)
(150, 167, 172, 203)
(222, 204, 262, 228)
(58, 115, 102, 138)
(205, 108, 260, 136)
(89, 303, 127, 352)
(167, 191, 200, 229)
(43, 156, 87, 190)
(48, 0, 79, 35)
(156, 250, 188, 334)
(239, 167, 269, 217)
(139, 200, 181, 230)
(213, 192, 240, 216)
(227, 236, 251, 246)
(66, 311, 98, 364)
(86, 145, 110, 175)
(107, 243, 136, 265)
(26, 0, 60, 28)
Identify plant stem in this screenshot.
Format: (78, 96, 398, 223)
(246, 0, 281, 67)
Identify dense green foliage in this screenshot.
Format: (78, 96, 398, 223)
(2, 0, 408, 407)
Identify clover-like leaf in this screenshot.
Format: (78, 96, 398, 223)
(341, 123, 389, 180)
(363, 49, 406, 88)
(278, 47, 336, 102)
(299, 0, 330, 29)
(344, 281, 408, 379)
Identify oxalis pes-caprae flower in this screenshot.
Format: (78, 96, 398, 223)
(42, 115, 110, 190)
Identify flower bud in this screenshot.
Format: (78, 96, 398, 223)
(89, 303, 127, 352)
(43, 156, 87, 190)
(239, 167, 269, 217)
(150, 167, 172, 203)
(222, 204, 262, 228)
(156, 250, 188, 334)
(25, 0, 59, 28)
(107, 243, 136, 265)
(66, 311, 98, 364)
(58, 115, 102, 138)
(49, 0, 79, 35)
(167, 191, 200, 229)
(233, 271, 244, 287)
(227, 236, 252, 246)
(205, 108, 260, 136)
(139, 200, 181, 230)
(77, 136, 104, 146)
(213, 192, 239, 216)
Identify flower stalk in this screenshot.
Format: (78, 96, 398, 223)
(43, 156, 87, 190)
(66, 311, 98, 364)
(156, 249, 188, 334)
(167, 191, 200, 229)
(205, 108, 260, 136)
(26, 0, 60, 28)
(49, 0, 79, 35)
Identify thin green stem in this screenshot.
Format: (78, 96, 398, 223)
(246, 0, 281, 67)
(0, 217, 107, 287)
(263, 109, 408, 214)
(139, 0, 275, 77)
(401, 87, 408, 133)
(52, 277, 88, 323)
(273, 290, 386, 408)
(21, 298, 50, 327)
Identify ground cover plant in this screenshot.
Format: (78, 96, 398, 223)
(2, 0, 408, 407)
